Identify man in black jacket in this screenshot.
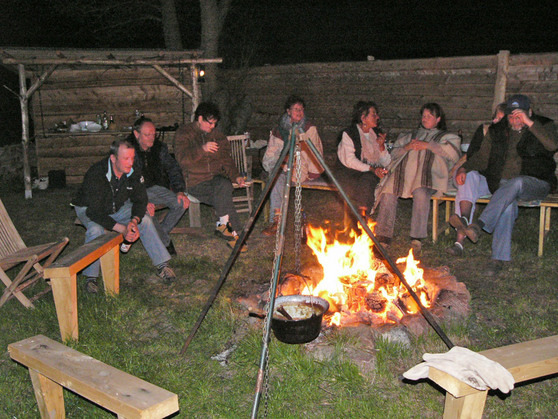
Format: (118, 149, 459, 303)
(130, 117, 189, 256)
(74, 139, 176, 292)
(449, 95, 557, 273)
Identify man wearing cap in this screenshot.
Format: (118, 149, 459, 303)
(448, 94, 557, 273)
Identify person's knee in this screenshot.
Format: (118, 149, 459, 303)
(216, 177, 234, 195)
(465, 170, 481, 184)
(86, 224, 105, 241)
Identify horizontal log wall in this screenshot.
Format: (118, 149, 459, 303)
(31, 66, 193, 181)
(32, 52, 558, 183)
(223, 52, 558, 165)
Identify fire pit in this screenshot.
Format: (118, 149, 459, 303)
(273, 221, 470, 336)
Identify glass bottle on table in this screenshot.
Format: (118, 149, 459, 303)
(102, 111, 109, 130)
(109, 115, 117, 131)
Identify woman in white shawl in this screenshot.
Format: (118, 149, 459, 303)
(373, 103, 461, 256)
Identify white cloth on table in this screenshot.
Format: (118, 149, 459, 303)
(403, 346, 515, 393)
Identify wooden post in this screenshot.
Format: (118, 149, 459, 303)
(191, 64, 200, 120)
(18, 64, 32, 199)
(492, 50, 510, 112)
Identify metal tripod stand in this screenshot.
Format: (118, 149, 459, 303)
(178, 128, 454, 418)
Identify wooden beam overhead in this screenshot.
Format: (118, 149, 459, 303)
(0, 47, 222, 68)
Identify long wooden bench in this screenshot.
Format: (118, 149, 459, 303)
(424, 334, 558, 418)
(432, 193, 558, 256)
(8, 334, 179, 419)
(43, 232, 123, 341)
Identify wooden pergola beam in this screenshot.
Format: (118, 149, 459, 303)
(2, 58, 222, 66)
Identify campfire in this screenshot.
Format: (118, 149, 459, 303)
(276, 221, 470, 334)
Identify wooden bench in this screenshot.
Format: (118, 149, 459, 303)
(43, 232, 123, 341)
(432, 193, 558, 256)
(154, 193, 201, 231)
(8, 335, 179, 419)
(424, 334, 558, 418)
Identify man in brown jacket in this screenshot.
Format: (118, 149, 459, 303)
(174, 102, 246, 250)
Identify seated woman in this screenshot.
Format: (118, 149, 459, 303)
(373, 103, 461, 256)
(336, 101, 391, 222)
(261, 95, 324, 236)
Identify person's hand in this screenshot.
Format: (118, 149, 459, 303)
(236, 176, 246, 187)
(374, 167, 388, 178)
(202, 141, 219, 153)
(177, 192, 190, 209)
(405, 139, 429, 151)
(510, 109, 533, 128)
(377, 132, 387, 151)
(146, 202, 155, 217)
(125, 220, 140, 243)
(455, 167, 467, 186)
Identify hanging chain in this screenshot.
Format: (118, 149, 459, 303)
(294, 137, 304, 274)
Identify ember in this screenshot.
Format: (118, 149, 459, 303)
(276, 220, 469, 331)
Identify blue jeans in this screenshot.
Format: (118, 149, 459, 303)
(478, 176, 550, 262)
(75, 201, 170, 278)
(147, 185, 186, 247)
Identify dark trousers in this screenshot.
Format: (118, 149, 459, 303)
(188, 175, 242, 232)
(336, 166, 380, 210)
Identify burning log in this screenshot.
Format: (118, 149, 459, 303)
(365, 292, 388, 313)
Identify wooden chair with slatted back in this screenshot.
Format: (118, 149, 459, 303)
(0, 198, 69, 308)
(227, 133, 255, 214)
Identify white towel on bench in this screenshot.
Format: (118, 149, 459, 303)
(403, 346, 515, 393)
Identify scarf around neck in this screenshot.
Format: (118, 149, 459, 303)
(278, 112, 307, 142)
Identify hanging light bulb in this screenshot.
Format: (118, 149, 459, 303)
(197, 65, 206, 83)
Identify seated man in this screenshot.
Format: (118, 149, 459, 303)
(73, 139, 176, 293)
(174, 102, 247, 250)
(129, 117, 189, 256)
(261, 95, 324, 236)
(450, 95, 557, 273)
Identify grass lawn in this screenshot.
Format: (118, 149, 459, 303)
(1, 183, 557, 418)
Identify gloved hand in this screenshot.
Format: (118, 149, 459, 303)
(403, 346, 515, 393)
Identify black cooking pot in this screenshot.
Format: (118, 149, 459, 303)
(271, 295, 329, 344)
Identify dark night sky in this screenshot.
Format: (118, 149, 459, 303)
(1, 0, 557, 65)
(1, 0, 556, 144)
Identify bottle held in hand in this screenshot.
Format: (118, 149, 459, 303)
(120, 240, 132, 253)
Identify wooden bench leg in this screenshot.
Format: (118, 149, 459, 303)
(100, 244, 120, 296)
(50, 274, 78, 341)
(538, 205, 552, 257)
(432, 198, 439, 243)
(29, 368, 65, 418)
(443, 390, 488, 419)
(189, 201, 201, 228)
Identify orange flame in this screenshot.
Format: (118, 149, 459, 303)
(300, 221, 431, 326)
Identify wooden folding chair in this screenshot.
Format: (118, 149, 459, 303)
(0, 198, 69, 308)
(227, 133, 255, 213)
